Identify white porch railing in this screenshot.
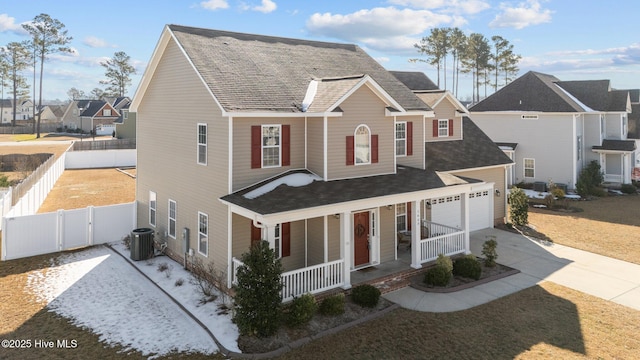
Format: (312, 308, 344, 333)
(419, 220, 466, 264)
(232, 258, 345, 303)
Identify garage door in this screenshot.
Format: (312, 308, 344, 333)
(430, 186, 493, 232)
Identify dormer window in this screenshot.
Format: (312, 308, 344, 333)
(355, 125, 371, 165)
(438, 119, 449, 137)
(103, 109, 111, 116)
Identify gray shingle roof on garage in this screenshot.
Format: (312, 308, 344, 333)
(168, 25, 431, 113)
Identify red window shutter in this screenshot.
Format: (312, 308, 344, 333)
(432, 119, 438, 137)
(448, 119, 454, 137)
(282, 222, 291, 257)
(371, 134, 379, 163)
(346, 136, 354, 165)
(407, 202, 412, 231)
(282, 124, 290, 166)
(251, 222, 261, 247)
(406, 122, 413, 156)
(251, 126, 261, 169)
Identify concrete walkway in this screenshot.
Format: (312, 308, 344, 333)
(383, 228, 640, 312)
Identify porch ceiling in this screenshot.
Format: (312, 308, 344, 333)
(220, 166, 482, 216)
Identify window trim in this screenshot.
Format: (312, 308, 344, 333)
(274, 223, 281, 259)
(198, 212, 208, 257)
(396, 203, 407, 232)
(197, 123, 207, 165)
(524, 158, 535, 178)
(354, 124, 371, 165)
(262, 124, 281, 168)
(438, 119, 449, 137)
(395, 121, 406, 157)
(149, 191, 156, 227)
(168, 199, 177, 239)
(103, 109, 111, 116)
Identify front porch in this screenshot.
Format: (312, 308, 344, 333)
(232, 220, 466, 302)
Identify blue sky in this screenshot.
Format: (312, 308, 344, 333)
(2, 0, 639, 102)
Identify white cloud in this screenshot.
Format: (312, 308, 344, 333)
(489, 0, 553, 29)
(83, 36, 116, 48)
(0, 13, 27, 35)
(200, 0, 229, 10)
(307, 7, 452, 52)
(388, 0, 490, 14)
(252, 0, 277, 13)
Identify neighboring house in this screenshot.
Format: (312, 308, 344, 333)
(390, 71, 512, 231)
(114, 98, 136, 139)
(130, 25, 512, 301)
(62, 100, 120, 133)
(0, 99, 34, 124)
(36, 105, 65, 123)
(470, 71, 638, 188)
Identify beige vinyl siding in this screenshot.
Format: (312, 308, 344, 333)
(307, 117, 324, 178)
(379, 206, 395, 262)
(396, 115, 424, 169)
(116, 111, 136, 139)
(327, 86, 395, 180)
(280, 220, 305, 272)
(306, 217, 325, 266)
(232, 117, 306, 191)
(327, 216, 341, 262)
(426, 98, 463, 141)
(452, 167, 506, 224)
(232, 214, 251, 258)
(135, 38, 229, 271)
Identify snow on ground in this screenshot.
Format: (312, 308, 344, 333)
(511, 188, 581, 200)
(27, 245, 240, 357)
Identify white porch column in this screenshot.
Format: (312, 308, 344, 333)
(461, 192, 470, 254)
(264, 224, 275, 251)
(410, 200, 421, 269)
(340, 211, 351, 289)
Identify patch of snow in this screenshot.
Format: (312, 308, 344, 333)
(301, 79, 319, 112)
(244, 172, 322, 199)
(508, 188, 581, 200)
(554, 84, 595, 112)
(27, 246, 240, 357)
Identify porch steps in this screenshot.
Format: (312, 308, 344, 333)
(360, 267, 427, 295)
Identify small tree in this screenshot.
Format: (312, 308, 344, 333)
(508, 187, 528, 226)
(233, 241, 283, 337)
(576, 160, 604, 197)
(482, 237, 498, 267)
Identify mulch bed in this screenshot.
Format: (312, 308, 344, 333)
(409, 261, 520, 293)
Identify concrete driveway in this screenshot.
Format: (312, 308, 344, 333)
(384, 228, 640, 312)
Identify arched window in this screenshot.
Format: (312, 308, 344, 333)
(355, 125, 370, 164)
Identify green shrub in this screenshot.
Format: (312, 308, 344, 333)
(233, 241, 283, 337)
(0, 174, 10, 187)
(286, 293, 317, 327)
(551, 187, 565, 199)
(350, 284, 381, 308)
(435, 254, 453, 274)
(508, 187, 529, 226)
(576, 161, 604, 197)
(424, 265, 451, 286)
(319, 294, 345, 316)
(453, 255, 482, 280)
(620, 184, 637, 194)
(482, 237, 498, 267)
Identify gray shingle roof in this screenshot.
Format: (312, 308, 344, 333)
(592, 139, 637, 152)
(469, 71, 586, 112)
(168, 25, 431, 113)
(425, 117, 513, 172)
(221, 167, 479, 215)
(389, 71, 439, 91)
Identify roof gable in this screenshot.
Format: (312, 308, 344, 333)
(133, 25, 430, 114)
(469, 71, 585, 112)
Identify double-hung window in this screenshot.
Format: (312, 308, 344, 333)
(524, 158, 535, 178)
(262, 125, 281, 167)
(438, 119, 449, 137)
(197, 123, 207, 165)
(198, 212, 208, 256)
(396, 203, 407, 232)
(395, 122, 406, 156)
(168, 200, 177, 239)
(149, 191, 156, 227)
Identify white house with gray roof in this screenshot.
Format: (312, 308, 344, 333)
(470, 71, 638, 188)
(130, 25, 511, 301)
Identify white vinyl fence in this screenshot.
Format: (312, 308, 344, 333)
(65, 149, 136, 169)
(1, 202, 136, 261)
(0, 188, 11, 230)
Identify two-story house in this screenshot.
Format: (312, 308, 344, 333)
(62, 99, 120, 133)
(0, 99, 33, 124)
(470, 71, 638, 189)
(130, 25, 511, 301)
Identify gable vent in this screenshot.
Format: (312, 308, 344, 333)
(521, 114, 539, 120)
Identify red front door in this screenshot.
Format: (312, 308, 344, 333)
(353, 211, 370, 267)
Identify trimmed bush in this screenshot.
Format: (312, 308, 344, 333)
(453, 255, 482, 280)
(621, 184, 637, 194)
(576, 160, 604, 197)
(286, 293, 317, 327)
(424, 265, 451, 286)
(319, 294, 345, 316)
(482, 237, 499, 267)
(435, 254, 453, 274)
(508, 187, 528, 226)
(350, 284, 381, 308)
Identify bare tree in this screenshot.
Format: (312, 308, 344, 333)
(100, 51, 136, 97)
(0, 48, 9, 124)
(22, 13, 73, 138)
(67, 87, 86, 101)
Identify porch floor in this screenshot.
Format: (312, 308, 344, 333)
(350, 249, 422, 293)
